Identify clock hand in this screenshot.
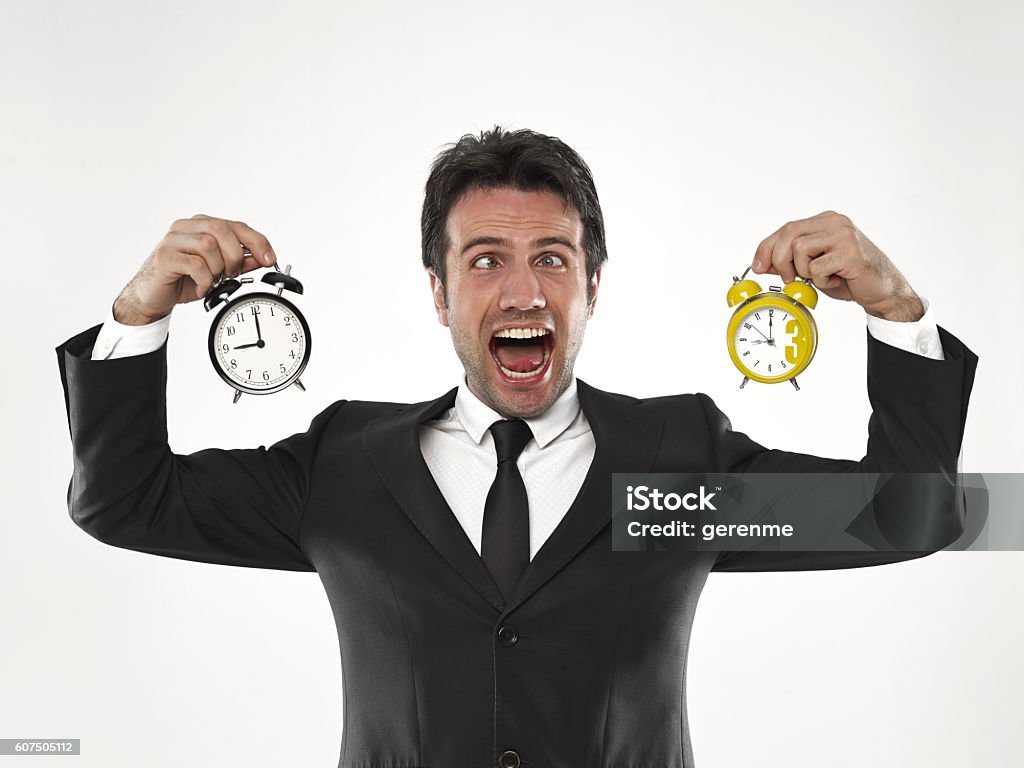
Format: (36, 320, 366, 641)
(748, 324, 770, 341)
(254, 311, 263, 343)
(233, 341, 266, 350)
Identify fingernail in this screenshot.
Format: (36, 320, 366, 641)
(264, 251, 276, 265)
(752, 258, 761, 272)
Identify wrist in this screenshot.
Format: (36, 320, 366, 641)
(864, 288, 925, 323)
(112, 292, 170, 326)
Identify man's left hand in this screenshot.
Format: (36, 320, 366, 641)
(752, 211, 924, 322)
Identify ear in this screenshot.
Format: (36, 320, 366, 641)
(428, 269, 449, 327)
(586, 267, 602, 319)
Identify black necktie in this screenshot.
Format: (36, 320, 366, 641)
(482, 419, 533, 600)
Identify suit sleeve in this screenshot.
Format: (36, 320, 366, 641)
(57, 324, 345, 571)
(708, 325, 978, 572)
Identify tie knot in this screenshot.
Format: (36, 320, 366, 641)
(489, 419, 533, 463)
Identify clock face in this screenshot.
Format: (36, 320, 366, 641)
(208, 293, 311, 394)
(729, 298, 816, 382)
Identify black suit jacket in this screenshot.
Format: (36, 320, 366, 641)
(56, 323, 977, 768)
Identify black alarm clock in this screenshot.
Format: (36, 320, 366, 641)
(203, 251, 311, 403)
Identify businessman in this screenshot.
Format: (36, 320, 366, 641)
(57, 126, 977, 768)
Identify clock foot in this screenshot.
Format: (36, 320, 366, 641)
(739, 376, 749, 390)
(294, 378, 306, 392)
(790, 378, 800, 391)
(233, 389, 242, 404)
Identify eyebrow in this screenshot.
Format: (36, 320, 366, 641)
(460, 235, 577, 255)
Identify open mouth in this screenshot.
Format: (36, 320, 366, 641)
(489, 327, 555, 382)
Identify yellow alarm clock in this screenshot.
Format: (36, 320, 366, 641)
(726, 266, 819, 390)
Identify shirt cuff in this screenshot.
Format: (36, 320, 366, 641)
(90, 303, 171, 360)
(864, 298, 944, 361)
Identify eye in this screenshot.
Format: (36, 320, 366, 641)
(472, 255, 499, 269)
(538, 253, 565, 267)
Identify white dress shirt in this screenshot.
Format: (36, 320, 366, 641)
(420, 378, 594, 561)
(89, 301, 946, 561)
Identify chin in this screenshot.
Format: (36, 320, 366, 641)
(490, 391, 555, 420)
(479, 363, 568, 420)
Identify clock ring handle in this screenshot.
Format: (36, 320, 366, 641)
(732, 265, 813, 285)
(212, 245, 291, 289)
(730, 265, 818, 310)
(240, 247, 284, 273)
(237, 246, 303, 295)
(209, 246, 292, 286)
(208, 245, 297, 305)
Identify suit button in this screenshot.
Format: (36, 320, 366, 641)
(497, 625, 518, 646)
(497, 749, 521, 768)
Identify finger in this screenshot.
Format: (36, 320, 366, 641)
(186, 215, 277, 275)
(791, 230, 836, 279)
(752, 235, 775, 275)
(221, 218, 277, 270)
(769, 223, 811, 284)
(755, 211, 843, 282)
(186, 215, 246, 278)
(755, 229, 798, 281)
(176, 251, 217, 299)
(168, 229, 228, 284)
(806, 249, 843, 290)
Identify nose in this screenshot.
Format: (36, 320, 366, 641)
(498, 259, 546, 312)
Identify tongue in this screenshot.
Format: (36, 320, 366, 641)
(495, 342, 545, 373)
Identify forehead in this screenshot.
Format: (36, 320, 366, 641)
(445, 187, 583, 249)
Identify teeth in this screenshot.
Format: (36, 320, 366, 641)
(496, 347, 551, 379)
(493, 327, 551, 339)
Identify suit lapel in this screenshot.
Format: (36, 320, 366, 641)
(362, 380, 666, 616)
(502, 379, 665, 613)
(362, 388, 508, 613)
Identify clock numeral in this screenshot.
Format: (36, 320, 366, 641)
(738, 337, 747, 342)
(291, 332, 299, 343)
(742, 351, 750, 356)
(221, 344, 229, 353)
(785, 318, 806, 364)
(754, 360, 760, 366)
(235, 312, 245, 323)
(743, 323, 752, 329)
(263, 370, 270, 381)
(246, 369, 252, 379)
(768, 364, 772, 372)
(769, 308, 774, 317)
(781, 361, 787, 368)
(754, 312, 761, 321)
(230, 359, 237, 369)
(250, 305, 261, 316)
(289, 350, 296, 360)
(284, 316, 292, 326)
(226, 326, 236, 337)
(279, 364, 286, 374)
(269, 306, 275, 316)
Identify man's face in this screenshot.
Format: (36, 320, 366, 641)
(430, 186, 600, 419)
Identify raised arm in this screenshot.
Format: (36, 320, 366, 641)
(57, 323, 344, 570)
(708, 326, 977, 572)
(711, 211, 978, 571)
(56, 215, 340, 570)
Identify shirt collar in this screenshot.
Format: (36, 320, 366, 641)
(454, 377, 581, 449)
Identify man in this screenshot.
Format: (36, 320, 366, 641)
(57, 126, 977, 768)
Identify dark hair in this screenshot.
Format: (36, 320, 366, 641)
(421, 125, 608, 290)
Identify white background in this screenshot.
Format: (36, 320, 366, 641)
(2, 1, 1022, 766)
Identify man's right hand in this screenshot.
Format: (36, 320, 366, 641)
(112, 214, 277, 325)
